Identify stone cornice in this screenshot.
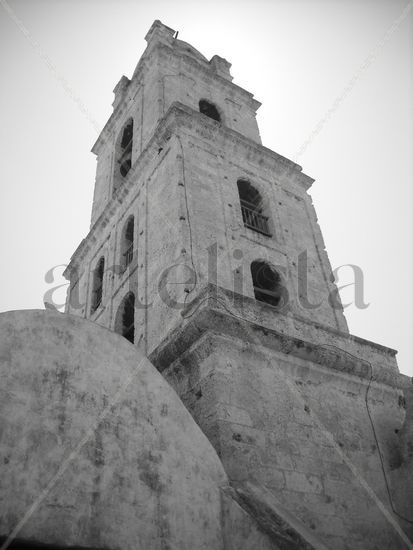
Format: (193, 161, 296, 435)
(171, 102, 314, 190)
(156, 42, 261, 112)
(91, 38, 263, 156)
(150, 284, 406, 390)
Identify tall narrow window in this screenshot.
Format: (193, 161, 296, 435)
(199, 99, 221, 122)
(113, 119, 134, 194)
(251, 261, 282, 307)
(118, 119, 133, 177)
(91, 257, 105, 314)
(115, 292, 135, 343)
(121, 216, 134, 271)
(237, 179, 270, 236)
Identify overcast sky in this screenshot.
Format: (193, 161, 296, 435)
(0, 0, 412, 376)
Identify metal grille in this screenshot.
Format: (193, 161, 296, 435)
(253, 286, 281, 307)
(240, 200, 271, 236)
(119, 139, 133, 177)
(123, 243, 133, 268)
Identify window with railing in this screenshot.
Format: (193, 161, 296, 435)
(240, 199, 270, 236)
(115, 292, 135, 344)
(120, 216, 134, 272)
(113, 118, 134, 194)
(124, 243, 133, 267)
(91, 257, 105, 314)
(237, 179, 271, 236)
(119, 120, 133, 177)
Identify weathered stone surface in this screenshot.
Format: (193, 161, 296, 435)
(0, 309, 229, 550)
(155, 298, 412, 549)
(390, 384, 413, 542)
(0, 309, 327, 550)
(56, 18, 413, 550)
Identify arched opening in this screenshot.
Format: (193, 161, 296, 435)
(199, 99, 221, 122)
(113, 118, 133, 193)
(118, 119, 133, 177)
(115, 292, 135, 343)
(121, 216, 134, 271)
(237, 179, 270, 236)
(251, 261, 282, 307)
(91, 257, 105, 314)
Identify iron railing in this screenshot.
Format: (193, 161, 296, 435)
(240, 200, 271, 236)
(119, 139, 133, 177)
(253, 286, 281, 307)
(123, 243, 134, 269)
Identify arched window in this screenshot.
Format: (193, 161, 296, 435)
(199, 99, 221, 122)
(115, 292, 135, 343)
(118, 119, 133, 177)
(121, 216, 134, 271)
(251, 261, 282, 307)
(237, 179, 270, 236)
(113, 118, 133, 193)
(91, 257, 105, 313)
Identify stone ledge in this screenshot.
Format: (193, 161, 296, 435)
(150, 284, 408, 390)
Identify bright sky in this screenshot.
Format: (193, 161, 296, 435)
(0, 0, 412, 376)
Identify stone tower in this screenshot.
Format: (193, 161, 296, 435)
(64, 20, 413, 550)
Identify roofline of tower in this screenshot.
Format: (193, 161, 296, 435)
(65, 102, 314, 276)
(91, 40, 261, 156)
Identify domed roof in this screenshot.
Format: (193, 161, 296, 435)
(0, 309, 227, 550)
(175, 39, 209, 64)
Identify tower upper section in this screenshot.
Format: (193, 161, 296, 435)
(65, 20, 366, 354)
(90, 20, 262, 226)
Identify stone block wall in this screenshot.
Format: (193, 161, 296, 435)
(89, 20, 261, 227)
(156, 301, 411, 550)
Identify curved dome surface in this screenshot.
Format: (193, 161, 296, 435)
(175, 39, 209, 63)
(0, 310, 228, 550)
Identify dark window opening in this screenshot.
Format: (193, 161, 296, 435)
(118, 120, 133, 178)
(91, 257, 105, 314)
(199, 100, 221, 122)
(0, 537, 106, 550)
(237, 179, 271, 236)
(251, 261, 282, 307)
(115, 292, 135, 344)
(121, 217, 134, 271)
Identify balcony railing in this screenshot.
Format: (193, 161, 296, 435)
(240, 200, 271, 236)
(253, 286, 281, 307)
(123, 243, 134, 270)
(118, 140, 133, 177)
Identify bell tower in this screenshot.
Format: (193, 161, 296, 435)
(65, 19, 348, 350)
(65, 21, 412, 549)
